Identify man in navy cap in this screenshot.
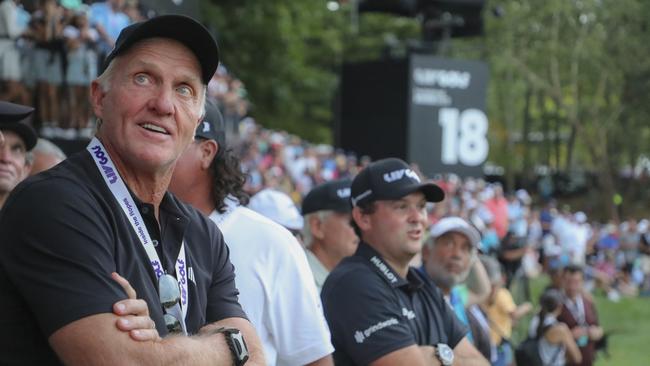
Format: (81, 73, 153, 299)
(0, 15, 263, 365)
(301, 178, 359, 292)
(170, 101, 335, 366)
(321, 157, 489, 366)
(0, 100, 36, 209)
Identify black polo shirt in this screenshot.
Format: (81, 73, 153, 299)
(321, 242, 468, 365)
(0, 151, 246, 365)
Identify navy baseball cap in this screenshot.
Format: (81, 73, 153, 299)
(195, 100, 225, 147)
(302, 178, 352, 215)
(0, 101, 36, 150)
(102, 15, 219, 84)
(350, 158, 444, 206)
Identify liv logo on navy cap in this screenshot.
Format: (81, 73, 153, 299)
(350, 158, 444, 206)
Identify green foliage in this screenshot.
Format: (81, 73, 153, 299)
(203, 1, 346, 143)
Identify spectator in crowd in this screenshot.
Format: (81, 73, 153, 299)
(31, 0, 64, 135)
(557, 265, 604, 366)
(619, 218, 641, 265)
(480, 255, 533, 366)
(301, 178, 359, 292)
(29, 137, 65, 175)
(527, 290, 582, 366)
(321, 158, 488, 365)
(0, 15, 264, 365)
(62, 8, 99, 138)
(484, 184, 509, 240)
(89, 0, 130, 60)
(0, 0, 30, 105)
(421, 216, 492, 359)
(169, 101, 334, 366)
(0, 100, 34, 209)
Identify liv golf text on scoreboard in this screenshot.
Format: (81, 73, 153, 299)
(407, 55, 489, 178)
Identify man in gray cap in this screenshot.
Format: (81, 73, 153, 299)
(0, 100, 36, 209)
(301, 178, 359, 292)
(0, 15, 263, 365)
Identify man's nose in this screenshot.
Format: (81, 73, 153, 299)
(148, 87, 175, 115)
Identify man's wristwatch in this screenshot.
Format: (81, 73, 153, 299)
(213, 327, 249, 366)
(435, 343, 454, 366)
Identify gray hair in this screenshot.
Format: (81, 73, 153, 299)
(302, 210, 333, 248)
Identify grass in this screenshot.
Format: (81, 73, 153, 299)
(508, 275, 650, 366)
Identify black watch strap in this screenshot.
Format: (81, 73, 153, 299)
(213, 327, 250, 366)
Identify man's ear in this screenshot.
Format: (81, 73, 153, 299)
(90, 80, 105, 118)
(308, 214, 325, 241)
(352, 207, 371, 232)
(199, 139, 218, 170)
(21, 158, 32, 180)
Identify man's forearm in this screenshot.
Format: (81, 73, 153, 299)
(49, 313, 262, 366)
(199, 317, 266, 366)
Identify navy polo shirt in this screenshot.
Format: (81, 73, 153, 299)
(321, 242, 468, 365)
(0, 150, 246, 365)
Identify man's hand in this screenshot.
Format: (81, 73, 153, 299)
(111, 272, 161, 342)
(571, 326, 588, 339)
(588, 325, 604, 341)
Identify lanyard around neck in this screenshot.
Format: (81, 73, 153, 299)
(87, 138, 189, 333)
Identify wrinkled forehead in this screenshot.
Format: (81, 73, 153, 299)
(114, 37, 203, 82)
(0, 129, 26, 148)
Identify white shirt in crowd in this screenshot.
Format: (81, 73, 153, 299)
(209, 197, 334, 366)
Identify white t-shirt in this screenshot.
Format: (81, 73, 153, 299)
(210, 198, 334, 366)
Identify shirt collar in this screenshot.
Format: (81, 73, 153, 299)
(355, 241, 423, 290)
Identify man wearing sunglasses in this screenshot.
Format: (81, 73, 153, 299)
(169, 101, 335, 366)
(0, 15, 264, 366)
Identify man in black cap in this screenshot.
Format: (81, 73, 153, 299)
(321, 157, 489, 366)
(170, 101, 335, 366)
(0, 101, 36, 209)
(0, 15, 264, 365)
(301, 178, 359, 292)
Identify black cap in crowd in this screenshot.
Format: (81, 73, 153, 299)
(350, 158, 444, 206)
(0, 101, 37, 151)
(194, 99, 225, 147)
(302, 178, 353, 215)
(102, 15, 219, 84)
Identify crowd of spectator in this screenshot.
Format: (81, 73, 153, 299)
(228, 113, 650, 303)
(0, 0, 149, 139)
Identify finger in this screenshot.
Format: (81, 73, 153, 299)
(116, 315, 157, 332)
(113, 298, 150, 316)
(130, 329, 162, 342)
(112, 272, 137, 299)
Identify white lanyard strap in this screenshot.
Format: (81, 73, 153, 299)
(87, 138, 189, 330)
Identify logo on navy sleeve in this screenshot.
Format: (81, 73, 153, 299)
(353, 317, 400, 344)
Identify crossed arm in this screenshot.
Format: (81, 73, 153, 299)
(49, 273, 266, 366)
(369, 338, 489, 366)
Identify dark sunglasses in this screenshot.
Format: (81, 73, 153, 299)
(158, 273, 184, 334)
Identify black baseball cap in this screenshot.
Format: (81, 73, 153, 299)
(350, 158, 444, 206)
(102, 15, 219, 84)
(0, 101, 36, 151)
(302, 178, 352, 215)
(195, 99, 225, 147)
